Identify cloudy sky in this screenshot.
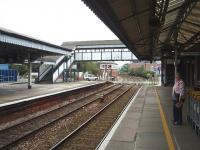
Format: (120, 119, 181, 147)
(0, 0, 118, 45)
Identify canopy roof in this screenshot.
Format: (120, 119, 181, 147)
(82, 0, 200, 60)
(62, 40, 125, 49)
(0, 27, 71, 63)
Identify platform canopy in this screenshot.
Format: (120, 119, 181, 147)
(0, 27, 72, 63)
(82, 0, 200, 60)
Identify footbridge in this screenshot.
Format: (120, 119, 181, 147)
(38, 40, 136, 83)
(62, 40, 136, 61)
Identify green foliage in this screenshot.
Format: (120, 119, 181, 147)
(120, 64, 129, 73)
(129, 66, 155, 79)
(10, 64, 28, 76)
(79, 62, 100, 75)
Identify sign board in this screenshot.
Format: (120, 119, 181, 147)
(180, 52, 200, 56)
(166, 59, 180, 64)
(72, 64, 77, 70)
(100, 64, 118, 70)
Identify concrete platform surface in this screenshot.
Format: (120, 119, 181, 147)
(98, 86, 200, 150)
(0, 81, 104, 105)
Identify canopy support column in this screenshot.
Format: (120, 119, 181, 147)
(174, 48, 178, 78)
(28, 53, 32, 89)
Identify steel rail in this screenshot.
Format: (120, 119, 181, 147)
(0, 84, 120, 149)
(50, 85, 132, 150)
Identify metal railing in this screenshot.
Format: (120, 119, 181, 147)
(52, 53, 74, 83)
(38, 64, 52, 82)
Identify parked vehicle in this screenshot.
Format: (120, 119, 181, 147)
(84, 74, 98, 81)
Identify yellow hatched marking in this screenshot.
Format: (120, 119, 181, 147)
(155, 88, 175, 150)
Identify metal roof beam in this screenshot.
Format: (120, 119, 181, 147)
(179, 31, 189, 42)
(160, 25, 174, 33)
(158, 0, 165, 20)
(128, 0, 147, 53)
(166, 5, 182, 14)
(180, 27, 196, 35)
(159, 0, 170, 22)
(119, 8, 151, 22)
(183, 31, 200, 48)
(184, 20, 200, 28)
(166, 0, 198, 43)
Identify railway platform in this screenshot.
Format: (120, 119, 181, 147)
(0, 81, 104, 106)
(98, 86, 200, 150)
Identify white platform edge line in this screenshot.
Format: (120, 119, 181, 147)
(97, 86, 142, 150)
(0, 81, 106, 107)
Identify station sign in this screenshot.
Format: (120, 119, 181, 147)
(100, 64, 118, 70)
(72, 64, 77, 70)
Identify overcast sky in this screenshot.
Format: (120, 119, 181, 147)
(0, 0, 134, 65)
(0, 0, 118, 45)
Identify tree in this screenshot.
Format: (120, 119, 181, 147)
(79, 62, 100, 75)
(129, 66, 155, 79)
(10, 64, 28, 76)
(120, 64, 129, 73)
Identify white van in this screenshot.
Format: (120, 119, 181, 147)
(84, 74, 98, 81)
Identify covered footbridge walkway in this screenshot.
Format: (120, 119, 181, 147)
(62, 40, 136, 61)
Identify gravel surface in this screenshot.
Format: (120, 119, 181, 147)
(0, 83, 113, 149)
(7, 84, 126, 150)
(57, 85, 138, 150)
(0, 83, 111, 129)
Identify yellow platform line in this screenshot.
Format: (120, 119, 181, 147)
(155, 88, 175, 150)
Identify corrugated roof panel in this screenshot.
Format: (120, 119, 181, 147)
(185, 4, 200, 24)
(136, 46, 150, 55)
(82, 0, 199, 60)
(109, 0, 132, 20)
(134, 0, 151, 12)
(159, 30, 170, 42)
(176, 1, 200, 49)
(181, 22, 200, 33)
(167, 0, 184, 12)
(121, 17, 140, 42)
(0, 27, 71, 53)
(177, 34, 189, 43)
(163, 11, 178, 26)
(178, 29, 194, 42)
(0, 33, 70, 55)
(138, 13, 150, 38)
(181, 27, 197, 35)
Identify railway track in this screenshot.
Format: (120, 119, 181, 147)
(0, 83, 120, 149)
(0, 82, 111, 128)
(50, 84, 138, 150)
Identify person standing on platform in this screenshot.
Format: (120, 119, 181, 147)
(172, 73, 185, 125)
